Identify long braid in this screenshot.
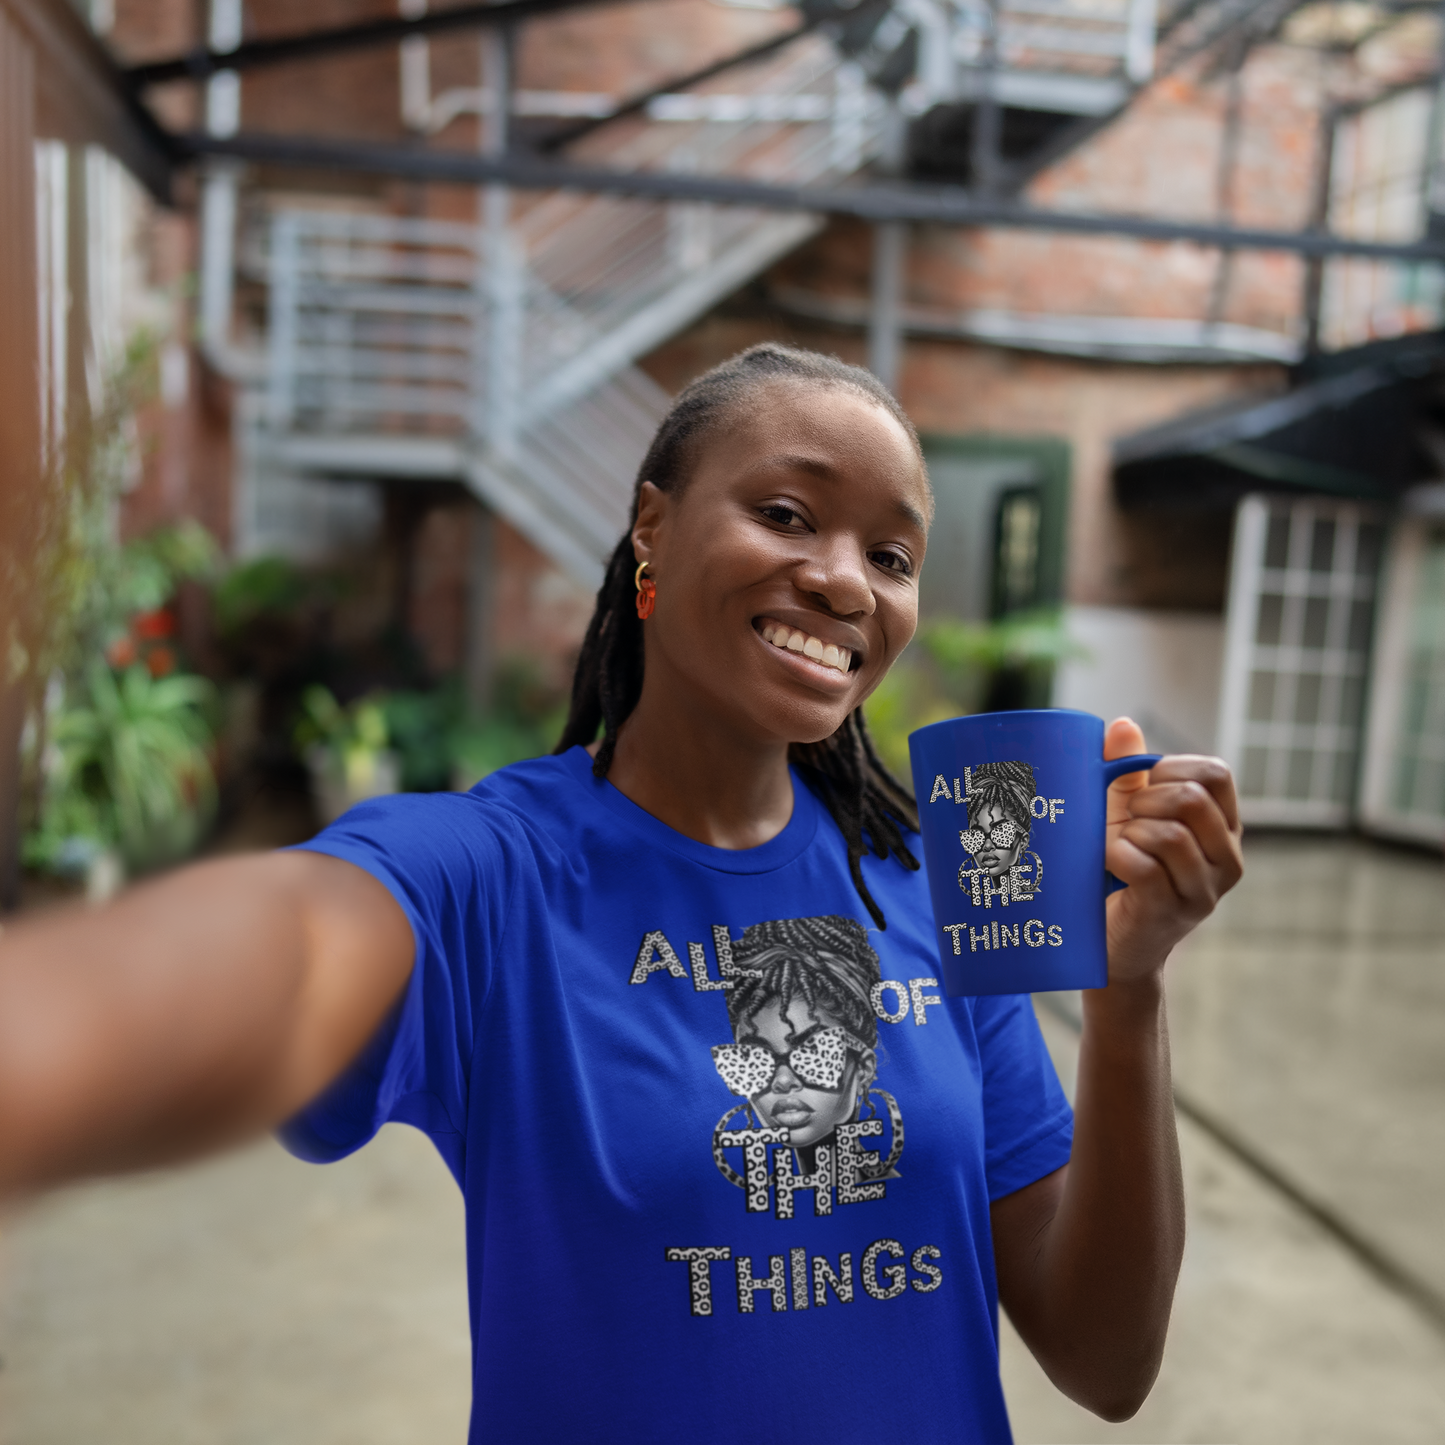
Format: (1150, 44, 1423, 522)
(556, 343, 923, 930)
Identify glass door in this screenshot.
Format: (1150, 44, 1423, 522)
(1216, 494, 1385, 826)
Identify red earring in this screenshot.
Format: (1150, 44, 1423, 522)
(634, 561, 656, 620)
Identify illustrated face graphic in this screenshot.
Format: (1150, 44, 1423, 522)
(730, 995, 874, 1149)
(964, 800, 1028, 879)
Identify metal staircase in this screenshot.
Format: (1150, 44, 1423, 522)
(245, 38, 882, 584)
(238, 0, 1160, 584)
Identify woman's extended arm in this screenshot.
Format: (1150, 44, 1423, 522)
(0, 851, 413, 1197)
(990, 718, 1243, 1421)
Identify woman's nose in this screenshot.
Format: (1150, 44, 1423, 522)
(770, 1062, 802, 1093)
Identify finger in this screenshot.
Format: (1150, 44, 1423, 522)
(1142, 755, 1241, 835)
(1110, 817, 1217, 907)
(1103, 716, 1147, 762)
(1125, 781, 1244, 878)
(1104, 718, 1151, 829)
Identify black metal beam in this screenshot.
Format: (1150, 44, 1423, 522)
(180, 128, 1445, 263)
(126, 0, 659, 87)
(537, 19, 818, 153)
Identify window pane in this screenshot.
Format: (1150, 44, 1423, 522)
(1265, 511, 1291, 569)
(1339, 674, 1365, 727)
(1348, 598, 1374, 651)
(1295, 673, 1323, 725)
(1303, 597, 1330, 648)
(1256, 594, 1285, 645)
(1287, 748, 1315, 798)
(1328, 751, 1355, 803)
(1249, 670, 1277, 721)
(1242, 747, 1270, 797)
(1310, 518, 1337, 573)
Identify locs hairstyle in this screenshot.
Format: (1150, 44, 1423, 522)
(724, 915, 881, 1050)
(965, 761, 1037, 839)
(556, 344, 924, 928)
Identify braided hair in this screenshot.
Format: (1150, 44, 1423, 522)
(725, 915, 880, 1048)
(555, 344, 923, 930)
(966, 761, 1037, 842)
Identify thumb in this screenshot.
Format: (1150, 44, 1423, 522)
(1104, 715, 1147, 761)
(1105, 716, 1150, 815)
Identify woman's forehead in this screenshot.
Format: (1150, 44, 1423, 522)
(709, 385, 929, 512)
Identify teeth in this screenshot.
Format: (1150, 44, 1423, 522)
(759, 621, 852, 674)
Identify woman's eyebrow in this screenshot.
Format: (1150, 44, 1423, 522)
(895, 499, 928, 531)
(752, 454, 928, 532)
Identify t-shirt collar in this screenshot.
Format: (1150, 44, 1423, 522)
(558, 744, 820, 875)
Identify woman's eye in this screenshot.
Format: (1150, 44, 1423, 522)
(870, 550, 913, 576)
(760, 504, 806, 528)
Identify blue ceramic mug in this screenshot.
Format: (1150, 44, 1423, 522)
(908, 709, 1160, 996)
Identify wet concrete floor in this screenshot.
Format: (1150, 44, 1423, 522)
(2, 833, 1444, 1443)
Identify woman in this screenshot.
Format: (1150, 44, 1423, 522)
(0, 344, 1244, 1442)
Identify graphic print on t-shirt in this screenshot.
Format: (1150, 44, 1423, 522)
(707, 916, 903, 1218)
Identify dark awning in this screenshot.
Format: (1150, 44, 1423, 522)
(1113, 329, 1445, 511)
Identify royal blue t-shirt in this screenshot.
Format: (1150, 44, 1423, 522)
(284, 746, 1072, 1444)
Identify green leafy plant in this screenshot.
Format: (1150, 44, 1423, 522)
(25, 661, 217, 873)
(864, 610, 1085, 780)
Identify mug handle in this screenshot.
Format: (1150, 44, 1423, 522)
(1102, 753, 1163, 895)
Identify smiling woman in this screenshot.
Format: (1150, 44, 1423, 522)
(558, 344, 931, 926)
(0, 344, 1245, 1445)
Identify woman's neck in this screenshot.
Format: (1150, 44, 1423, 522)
(597, 678, 795, 851)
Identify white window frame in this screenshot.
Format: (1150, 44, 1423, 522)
(1216, 493, 1383, 827)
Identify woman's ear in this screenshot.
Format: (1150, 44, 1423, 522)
(631, 480, 670, 570)
(857, 1049, 877, 1091)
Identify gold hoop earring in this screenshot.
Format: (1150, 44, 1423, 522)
(635, 561, 656, 620)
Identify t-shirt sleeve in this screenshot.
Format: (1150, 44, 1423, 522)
(972, 992, 1074, 1201)
(276, 791, 514, 1184)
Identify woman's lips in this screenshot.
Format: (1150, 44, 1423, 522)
(768, 1100, 814, 1125)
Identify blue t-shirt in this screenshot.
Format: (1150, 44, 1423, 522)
(285, 746, 1072, 1445)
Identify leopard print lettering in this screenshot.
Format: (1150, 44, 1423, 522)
(629, 930, 688, 984)
(911, 1245, 944, 1293)
(688, 940, 732, 992)
(861, 1238, 907, 1300)
(735, 1254, 788, 1312)
(870, 980, 910, 1024)
(836, 1119, 887, 1205)
(664, 1246, 731, 1316)
(812, 1252, 855, 1306)
(773, 1143, 834, 1219)
(790, 1248, 809, 1310)
(718, 1127, 787, 1212)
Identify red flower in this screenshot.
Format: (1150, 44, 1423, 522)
(146, 646, 176, 678)
(133, 609, 176, 640)
(106, 636, 138, 669)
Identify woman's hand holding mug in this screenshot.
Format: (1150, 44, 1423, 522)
(1101, 716, 1243, 987)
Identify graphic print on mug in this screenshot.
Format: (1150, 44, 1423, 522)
(954, 761, 1044, 908)
(709, 916, 903, 1219)
(911, 710, 1160, 997)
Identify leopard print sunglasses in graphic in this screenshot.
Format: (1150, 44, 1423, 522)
(711, 1027, 873, 1096)
(959, 819, 1022, 856)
